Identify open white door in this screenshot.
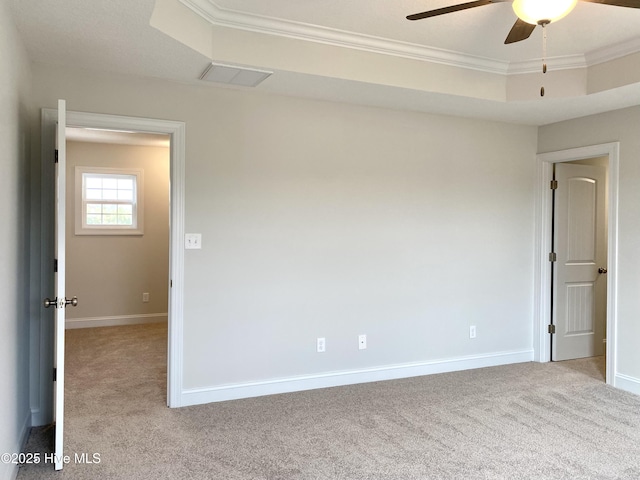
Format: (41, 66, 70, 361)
(43, 99, 78, 470)
(552, 162, 607, 361)
(53, 99, 67, 471)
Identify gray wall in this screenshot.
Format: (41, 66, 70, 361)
(65, 141, 170, 325)
(0, 0, 33, 477)
(539, 106, 640, 384)
(30, 63, 538, 402)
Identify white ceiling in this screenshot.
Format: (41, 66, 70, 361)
(9, 0, 640, 125)
(210, 0, 640, 63)
(10, 0, 209, 84)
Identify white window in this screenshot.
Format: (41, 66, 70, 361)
(75, 166, 144, 235)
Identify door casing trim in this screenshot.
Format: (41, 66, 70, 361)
(35, 109, 185, 422)
(534, 142, 619, 386)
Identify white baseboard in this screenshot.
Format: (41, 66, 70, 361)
(65, 313, 167, 329)
(614, 372, 640, 396)
(2, 411, 31, 480)
(30, 408, 45, 429)
(179, 349, 534, 407)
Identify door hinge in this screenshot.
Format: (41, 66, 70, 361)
(54, 149, 59, 164)
(54, 259, 58, 273)
(549, 252, 557, 262)
(548, 324, 556, 334)
(550, 180, 558, 190)
(53, 368, 57, 382)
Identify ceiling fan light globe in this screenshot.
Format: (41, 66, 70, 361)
(512, 0, 578, 25)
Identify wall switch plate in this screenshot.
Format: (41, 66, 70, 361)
(185, 233, 202, 249)
(358, 334, 367, 350)
(470, 326, 477, 339)
(142, 292, 150, 303)
(317, 337, 326, 353)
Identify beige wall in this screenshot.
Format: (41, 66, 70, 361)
(539, 106, 640, 386)
(31, 63, 538, 403)
(65, 141, 170, 324)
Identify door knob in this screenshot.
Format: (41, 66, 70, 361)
(598, 267, 607, 274)
(66, 296, 79, 307)
(43, 296, 79, 308)
(43, 297, 57, 308)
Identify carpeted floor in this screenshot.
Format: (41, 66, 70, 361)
(16, 323, 640, 479)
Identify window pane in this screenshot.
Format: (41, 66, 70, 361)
(103, 178, 118, 189)
(86, 204, 102, 214)
(103, 214, 118, 225)
(86, 214, 102, 225)
(118, 178, 133, 189)
(85, 177, 102, 189)
(79, 169, 142, 233)
(118, 190, 133, 201)
(117, 215, 132, 225)
(86, 189, 102, 200)
(103, 189, 118, 200)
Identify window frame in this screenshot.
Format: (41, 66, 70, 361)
(75, 166, 144, 236)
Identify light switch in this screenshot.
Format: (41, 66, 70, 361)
(185, 233, 202, 249)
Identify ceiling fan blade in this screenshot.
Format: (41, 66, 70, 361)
(579, 0, 640, 7)
(407, 0, 495, 21)
(504, 18, 537, 44)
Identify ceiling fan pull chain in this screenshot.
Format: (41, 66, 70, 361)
(540, 21, 548, 97)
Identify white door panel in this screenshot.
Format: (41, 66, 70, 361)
(46, 100, 77, 470)
(553, 163, 607, 361)
(53, 99, 67, 470)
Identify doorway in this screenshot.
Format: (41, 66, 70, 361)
(64, 128, 170, 331)
(62, 129, 171, 426)
(34, 109, 186, 430)
(534, 143, 619, 386)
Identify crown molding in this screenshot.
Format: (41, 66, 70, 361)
(178, 0, 510, 74)
(179, 0, 640, 77)
(586, 37, 640, 66)
(508, 54, 587, 75)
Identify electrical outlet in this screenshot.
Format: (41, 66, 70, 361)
(142, 292, 150, 303)
(317, 337, 326, 353)
(470, 326, 477, 339)
(358, 334, 367, 350)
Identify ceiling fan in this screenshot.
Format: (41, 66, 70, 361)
(407, 0, 640, 45)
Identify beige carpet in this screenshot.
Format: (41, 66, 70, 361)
(17, 323, 640, 479)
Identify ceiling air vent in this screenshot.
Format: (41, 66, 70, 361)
(199, 63, 273, 87)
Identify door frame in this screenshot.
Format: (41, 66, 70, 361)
(533, 142, 619, 385)
(36, 109, 185, 423)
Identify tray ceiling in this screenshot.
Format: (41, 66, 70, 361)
(10, 0, 640, 125)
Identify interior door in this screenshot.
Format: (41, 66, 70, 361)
(552, 162, 607, 361)
(53, 99, 67, 470)
(43, 99, 78, 470)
